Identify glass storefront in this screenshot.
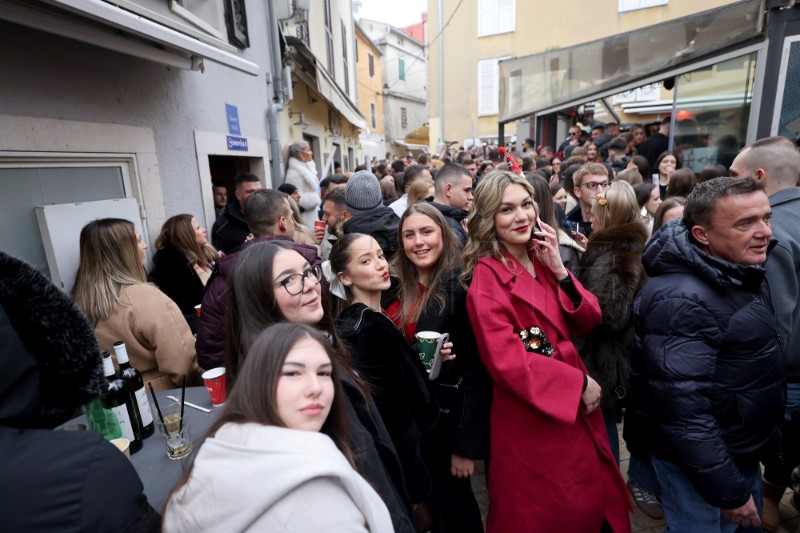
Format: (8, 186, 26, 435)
(672, 52, 757, 172)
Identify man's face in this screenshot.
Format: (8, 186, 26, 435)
(568, 128, 580, 140)
(213, 186, 227, 208)
(729, 148, 759, 180)
(693, 191, 772, 266)
(446, 174, 474, 211)
(234, 180, 263, 210)
(321, 200, 343, 232)
(573, 174, 609, 208)
(591, 129, 601, 141)
(281, 200, 296, 238)
(464, 162, 477, 178)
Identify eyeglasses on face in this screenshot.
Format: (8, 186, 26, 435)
(277, 264, 323, 295)
(582, 180, 610, 192)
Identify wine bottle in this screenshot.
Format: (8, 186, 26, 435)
(101, 352, 143, 454)
(114, 341, 154, 438)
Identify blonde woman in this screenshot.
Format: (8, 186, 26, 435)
(149, 214, 218, 333)
(407, 178, 435, 207)
(462, 171, 631, 532)
(286, 195, 319, 249)
(72, 218, 200, 391)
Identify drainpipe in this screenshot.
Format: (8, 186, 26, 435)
(438, 0, 444, 146)
(266, 0, 287, 188)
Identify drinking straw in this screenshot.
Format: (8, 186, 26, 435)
(148, 382, 166, 425)
(179, 375, 186, 432)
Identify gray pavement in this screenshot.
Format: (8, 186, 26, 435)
(469, 422, 800, 532)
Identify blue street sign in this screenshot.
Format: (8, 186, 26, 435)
(227, 136, 248, 151)
(225, 104, 241, 135)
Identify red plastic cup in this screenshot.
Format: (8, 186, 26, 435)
(194, 304, 201, 316)
(314, 221, 325, 230)
(202, 367, 226, 406)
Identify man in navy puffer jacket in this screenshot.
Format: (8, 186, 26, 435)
(628, 177, 785, 532)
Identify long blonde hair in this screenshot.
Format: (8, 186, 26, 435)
(590, 180, 640, 232)
(155, 214, 217, 269)
(72, 218, 147, 324)
(461, 171, 536, 288)
(285, 196, 318, 247)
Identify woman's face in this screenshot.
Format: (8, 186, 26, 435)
(134, 229, 147, 264)
(402, 212, 444, 277)
(291, 191, 302, 204)
(338, 235, 390, 294)
(659, 155, 677, 178)
(276, 337, 334, 432)
(298, 145, 314, 163)
(494, 184, 536, 248)
(191, 218, 207, 246)
(551, 159, 562, 174)
(645, 186, 662, 216)
(552, 187, 568, 210)
(662, 205, 684, 226)
(587, 144, 598, 161)
(272, 249, 324, 325)
(633, 127, 646, 145)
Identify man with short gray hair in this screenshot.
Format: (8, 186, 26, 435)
(629, 177, 784, 531)
(730, 135, 800, 528)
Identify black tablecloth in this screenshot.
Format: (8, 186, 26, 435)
(65, 386, 220, 512)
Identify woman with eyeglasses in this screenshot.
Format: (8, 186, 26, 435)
(463, 171, 631, 532)
(329, 233, 440, 530)
(575, 181, 661, 520)
(223, 241, 417, 533)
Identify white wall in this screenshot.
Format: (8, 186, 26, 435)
(0, 0, 275, 233)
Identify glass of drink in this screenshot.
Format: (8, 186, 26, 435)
(155, 404, 193, 460)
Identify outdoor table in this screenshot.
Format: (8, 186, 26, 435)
(63, 386, 220, 512)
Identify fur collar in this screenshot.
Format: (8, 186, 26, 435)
(286, 157, 319, 190)
(586, 221, 649, 251)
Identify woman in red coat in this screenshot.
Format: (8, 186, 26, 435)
(462, 170, 632, 532)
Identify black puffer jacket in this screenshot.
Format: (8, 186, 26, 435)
(342, 207, 399, 260)
(627, 220, 785, 509)
(429, 202, 468, 248)
(0, 252, 159, 531)
(149, 245, 205, 333)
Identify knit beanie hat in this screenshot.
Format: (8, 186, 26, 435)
(345, 171, 383, 215)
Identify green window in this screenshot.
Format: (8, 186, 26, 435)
(398, 58, 405, 81)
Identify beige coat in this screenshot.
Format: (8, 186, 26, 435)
(95, 283, 200, 392)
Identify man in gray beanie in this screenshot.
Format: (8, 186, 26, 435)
(343, 170, 400, 260)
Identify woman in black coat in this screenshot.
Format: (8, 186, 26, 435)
(385, 203, 492, 533)
(149, 214, 218, 333)
(330, 233, 439, 523)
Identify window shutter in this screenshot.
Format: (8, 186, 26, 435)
(399, 58, 405, 80)
(478, 0, 497, 37)
(368, 54, 374, 77)
(496, 0, 515, 34)
(478, 59, 499, 116)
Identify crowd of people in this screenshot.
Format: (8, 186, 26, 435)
(3, 130, 800, 533)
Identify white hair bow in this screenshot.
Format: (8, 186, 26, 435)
(321, 260, 347, 300)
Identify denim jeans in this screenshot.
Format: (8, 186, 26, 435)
(602, 407, 620, 465)
(652, 457, 762, 533)
(628, 452, 660, 494)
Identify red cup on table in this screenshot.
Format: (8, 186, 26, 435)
(202, 367, 226, 406)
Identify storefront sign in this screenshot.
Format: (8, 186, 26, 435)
(227, 136, 248, 151)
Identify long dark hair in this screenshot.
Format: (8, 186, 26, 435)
(223, 241, 362, 396)
(167, 323, 354, 509)
(391, 203, 461, 326)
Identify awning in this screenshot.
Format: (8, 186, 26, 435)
(499, 0, 764, 122)
(404, 124, 429, 146)
(1, 0, 259, 75)
(393, 140, 428, 151)
(286, 36, 367, 129)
